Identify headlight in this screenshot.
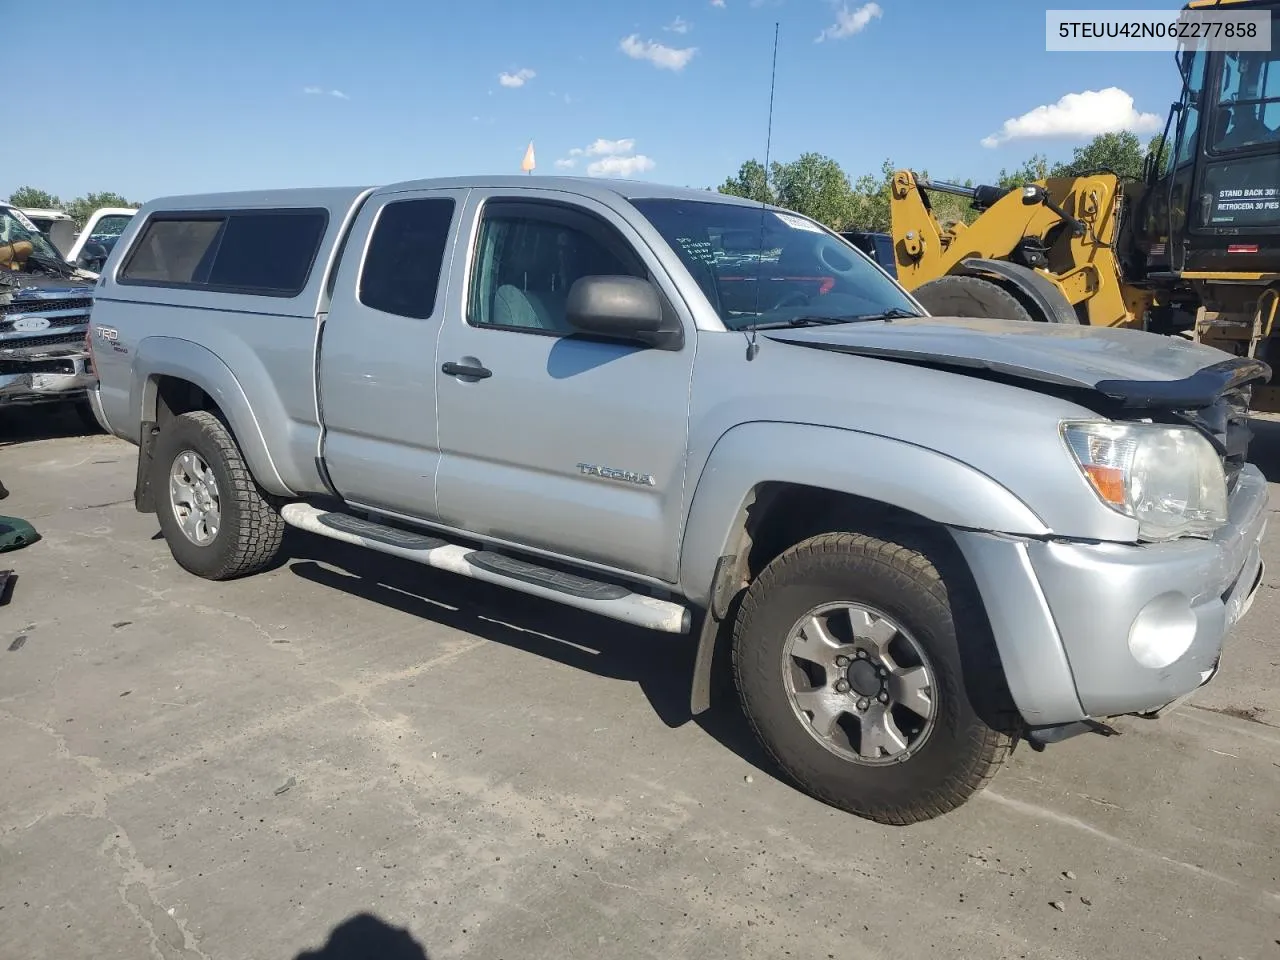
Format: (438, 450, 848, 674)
(1062, 421, 1227, 542)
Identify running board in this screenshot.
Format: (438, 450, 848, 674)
(280, 504, 691, 634)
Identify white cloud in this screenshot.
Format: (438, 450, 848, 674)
(711, 0, 725, 6)
(980, 87, 1163, 148)
(619, 34, 697, 71)
(303, 86, 349, 100)
(556, 138, 656, 178)
(815, 2, 882, 42)
(588, 154, 657, 178)
(665, 15, 692, 33)
(584, 138, 636, 157)
(498, 68, 536, 88)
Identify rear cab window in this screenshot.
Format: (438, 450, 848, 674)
(358, 197, 456, 319)
(119, 209, 329, 297)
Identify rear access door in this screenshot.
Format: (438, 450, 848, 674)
(317, 187, 469, 519)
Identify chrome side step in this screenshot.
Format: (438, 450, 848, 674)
(280, 503, 691, 634)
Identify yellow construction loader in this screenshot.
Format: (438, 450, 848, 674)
(889, 0, 1280, 409)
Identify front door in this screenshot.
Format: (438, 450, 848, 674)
(432, 190, 697, 582)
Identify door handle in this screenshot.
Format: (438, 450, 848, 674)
(441, 361, 492, 380)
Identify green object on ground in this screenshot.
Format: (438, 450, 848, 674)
(0, 517, 40, 552)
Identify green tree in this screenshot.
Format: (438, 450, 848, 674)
(1144, 133, 1171, 177)
(848, 159, 896, 233)
(717, 159, 773, 204)
(768, 152, 855, 229)
(63, 192, 139, 228)
(996, 154, 1049, 190)
(1050, 131, 1146, 180)
(6, 186, 62, 209)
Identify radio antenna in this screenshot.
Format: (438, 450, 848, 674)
(746, 21, 779, 362)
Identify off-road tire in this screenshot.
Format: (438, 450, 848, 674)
(912, 274, 1040, 324)
(732, 532, 1018, 825)
(152, 410, 285, 580)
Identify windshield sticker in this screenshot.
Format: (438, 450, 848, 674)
(10, 209, 40, 233)
(774, 212, 824, 234)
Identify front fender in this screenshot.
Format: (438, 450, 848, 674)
(131, 337, 291, 496)
(677, 421, 1049, 605)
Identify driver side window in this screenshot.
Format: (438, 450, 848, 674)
(467, 202, 645, 334)
(1171, 45, 1208, 170)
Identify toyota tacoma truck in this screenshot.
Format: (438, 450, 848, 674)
(87, 177, 1270, 824)
(1, 203, 98, 421)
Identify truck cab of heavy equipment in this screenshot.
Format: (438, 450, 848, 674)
(1133, 1, 1280, 278)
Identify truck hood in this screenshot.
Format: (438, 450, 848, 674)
(0, 274, 96, 303)
(766, 315, 1271, 410)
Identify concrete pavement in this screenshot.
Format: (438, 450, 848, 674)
(1, 410, 1278, 960)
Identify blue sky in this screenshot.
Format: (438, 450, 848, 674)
(7, 0, 1188, 203)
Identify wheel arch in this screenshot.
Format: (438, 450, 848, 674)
(679, 421, 1048, 609)
(132, 338, 290, 511)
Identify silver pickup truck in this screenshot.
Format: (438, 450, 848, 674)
(88, 177, 1270, 824)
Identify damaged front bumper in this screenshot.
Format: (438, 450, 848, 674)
(0, 353, 95, 405)
(951, 463, 1269, 729)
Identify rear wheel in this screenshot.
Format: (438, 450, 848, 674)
(152, 410, 285, 580)
(732, 532, 1018, 825)
(912, 274, 1039, 324)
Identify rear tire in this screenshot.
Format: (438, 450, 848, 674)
(732, 532, 1018, 825)
(912, 274, 1040, 324)
(152, 410, 285, 580)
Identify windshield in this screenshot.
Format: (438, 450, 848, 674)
(0, 205, 67, 265)
(85, 214, 135, 256)
(629, 198, 920, 330)
(1210, 17, 1280, 153)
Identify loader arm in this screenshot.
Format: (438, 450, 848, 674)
(888, 169, 1144, 328)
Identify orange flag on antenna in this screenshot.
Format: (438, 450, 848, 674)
(521, 140, 536, 173)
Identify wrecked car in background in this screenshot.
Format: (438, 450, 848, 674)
(66, 207, 137, 270)
(0, 203, 99, 425)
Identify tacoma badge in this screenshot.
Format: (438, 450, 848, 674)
(576, 463, 656, 487)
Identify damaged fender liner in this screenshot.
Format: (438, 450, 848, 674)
(767, 336, 1272, 411)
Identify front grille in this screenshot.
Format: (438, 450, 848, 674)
(0, 331, 86, 352)
(0, 358, 76, 375)
(0, 297, 93, 318)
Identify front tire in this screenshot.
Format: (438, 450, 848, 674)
(152, 410, 285, 580)
(732, 532, 1017, 825)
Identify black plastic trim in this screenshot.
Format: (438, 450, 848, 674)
(317, 512, 447, 550)
(464, 550, 630, 600)
(134, 421, 158, 513)
(1095, 356, 1271, 409)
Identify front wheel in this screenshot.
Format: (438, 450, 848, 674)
(732, 532, 1018, 824)
(152, 410, 285, 580)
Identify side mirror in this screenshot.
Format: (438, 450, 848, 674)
(566, 275, 682, 349)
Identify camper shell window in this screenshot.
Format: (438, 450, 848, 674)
(120, 208, 329, 297)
